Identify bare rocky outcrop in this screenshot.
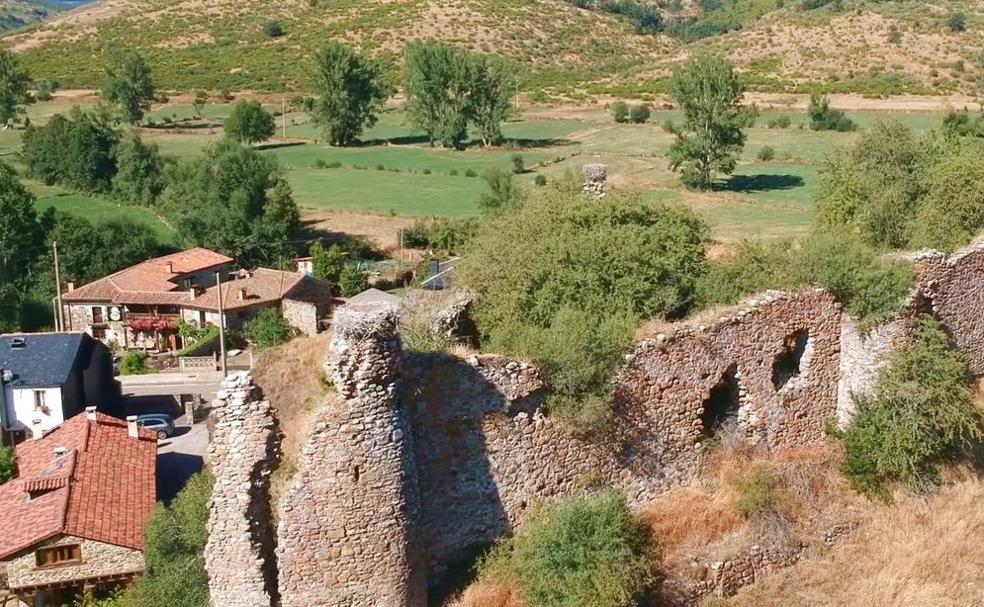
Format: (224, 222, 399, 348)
(275, 303, 426, 607)
(204, 371, 281, 607)
(582, 163, 607, 198)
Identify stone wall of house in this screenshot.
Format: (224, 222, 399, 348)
(3, 535, 143, 591)
(615, 289, 843, 480)
(204, 372, 281, 607)
(281, 298, 319, 336)
(275, 303, 426, 607)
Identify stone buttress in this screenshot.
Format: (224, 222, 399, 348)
(275, 303, 425, 607)
(204, 371, 281, 607)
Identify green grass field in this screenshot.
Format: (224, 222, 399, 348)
(32, 191, 180, 245)
(5, 97, 955, 242)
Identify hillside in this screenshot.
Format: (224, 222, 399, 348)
(0, 0, 67, 31)
(2, 0, 981, 95)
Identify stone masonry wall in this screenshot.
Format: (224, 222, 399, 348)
(281, 298, 319, 337)
(917, 242, 984, 374)
(615, 289, 842, 481)
(3, 535, 144, 590)
(204, 371, 281, 607)
(276, 303, 426, 607)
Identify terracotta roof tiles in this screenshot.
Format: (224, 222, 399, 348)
(0, 413, 157, 560)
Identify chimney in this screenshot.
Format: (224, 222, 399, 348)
(85, 406, 97, 422)
(165, 261, 174, 274)
(126, 415, 139, 439)
(31, 418, 43, 440)
(66, 281, 76, 292)
(238, 288, 247, 301)
(189, 285, 198, 300)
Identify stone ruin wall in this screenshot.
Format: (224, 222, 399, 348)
(615, 288, 843, 480)
(204, 371, 281, 607)
(201, 243, 984, 606)
(275, 304, 426, 607)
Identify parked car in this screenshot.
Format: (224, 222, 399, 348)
(136, 413, 175, 440)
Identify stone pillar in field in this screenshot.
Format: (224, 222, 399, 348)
(583, 163, 608, 198)
(204, 371, 281, 607)
(276, 302, 425, 607)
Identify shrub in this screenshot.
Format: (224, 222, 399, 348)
(842, 316, 982, 498)
(946, 12, 966, 32)
(730, 464, 782, 517)
(629, 103, 651, 123)
(338, 265, 368, 297)
(887, 28, 902, 44)
(464, 168, 478, 177)
(263, 20, 285, 38)
(118, 352, 152, 375)
(767, 115, 791, 128)
(243, 308, 293, 350)
(534, 174, 547, 186)
(0, 445, 13, 483)
(449, 168, 459, 176)
(511, 153, 525, 174)
(757, 145, 775, 161)
(459, 183, 709, 431)
(479, 492, 653, 607)
(612, 100, 629, 123)
(807, 92, 856, 131)
(376, 163, 385, 171)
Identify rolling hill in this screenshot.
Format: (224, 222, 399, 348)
(1, 0, 981, 96)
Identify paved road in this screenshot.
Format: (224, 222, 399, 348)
(120, 371, 225, 399)
(156, 418, 209, 503)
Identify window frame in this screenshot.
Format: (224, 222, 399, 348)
(35, 544, 82, 568)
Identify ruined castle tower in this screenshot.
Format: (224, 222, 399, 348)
(204, 371, 281, 607)
(276, 302, 426, 607)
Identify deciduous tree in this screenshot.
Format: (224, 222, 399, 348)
(667, 54, 754, 189)
(0, 50, 32, 127)
(102, 51, 155, 124)
(311, 42, 389, 146)
(223, 100, 275, 145)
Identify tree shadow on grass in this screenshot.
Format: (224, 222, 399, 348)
(718, 173, 805, 193)
(254, 140, 307, 152)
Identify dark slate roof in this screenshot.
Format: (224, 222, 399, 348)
(0, 333, 90, 388)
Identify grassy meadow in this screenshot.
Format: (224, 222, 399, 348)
(2, 95, 955, 244)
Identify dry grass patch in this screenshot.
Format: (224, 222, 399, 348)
(448, 580, 525, 607)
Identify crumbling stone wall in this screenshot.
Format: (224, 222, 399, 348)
(204, 371, 281, 607)
(615, 289, 842, 480)
(582, 163, 607, 198)
(276, 303, 426, 607)
(916, 242, 984, 374)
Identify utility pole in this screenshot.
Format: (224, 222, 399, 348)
(215, 271, 228, 376)
(53, 241, 64, 332)
(282, 95, 287, 138)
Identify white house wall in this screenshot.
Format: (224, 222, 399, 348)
(5, 387, 65, 436)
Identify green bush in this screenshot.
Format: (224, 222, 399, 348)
(479, 492, 652, 607)
(0, 444, 13, 483)
(243, 308, 292, 350)
(459, 182, 709, 431)
(767, 115, 791, 129)
(119, 352, 152, 375)
(807, 92, 856, 131)
(946, 12, 966, 32)
(338, 265, 368, 297)
(695, 228, 914, 326)
(757, 145, 775, 161)
(263, 20, 285, 38)
(842, 316, 982, 499)
(611, 100, 629, 123)
(730, 465, 783, 517)
(464, 168, 478, 177)
(628, 103, 651, 123)
(511, 153, 525, 174)
(534, 174, 548, 186)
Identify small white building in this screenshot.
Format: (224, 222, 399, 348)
(0, 333, 120, 443)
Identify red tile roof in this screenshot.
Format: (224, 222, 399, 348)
(184, 268, 335, 312)
(0, 413, 157, 560)
(62, 248, 232, 305)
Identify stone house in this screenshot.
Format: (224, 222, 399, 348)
(0, 410, 157, 606)
(0, 333, 121, 445)
(60, 248, 336, 351)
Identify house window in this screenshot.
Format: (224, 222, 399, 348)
(33, 390, 46, 411)
(35, 544, 82, 567)
(91, 306, 104, 324)
(92, 327, 107, 340)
